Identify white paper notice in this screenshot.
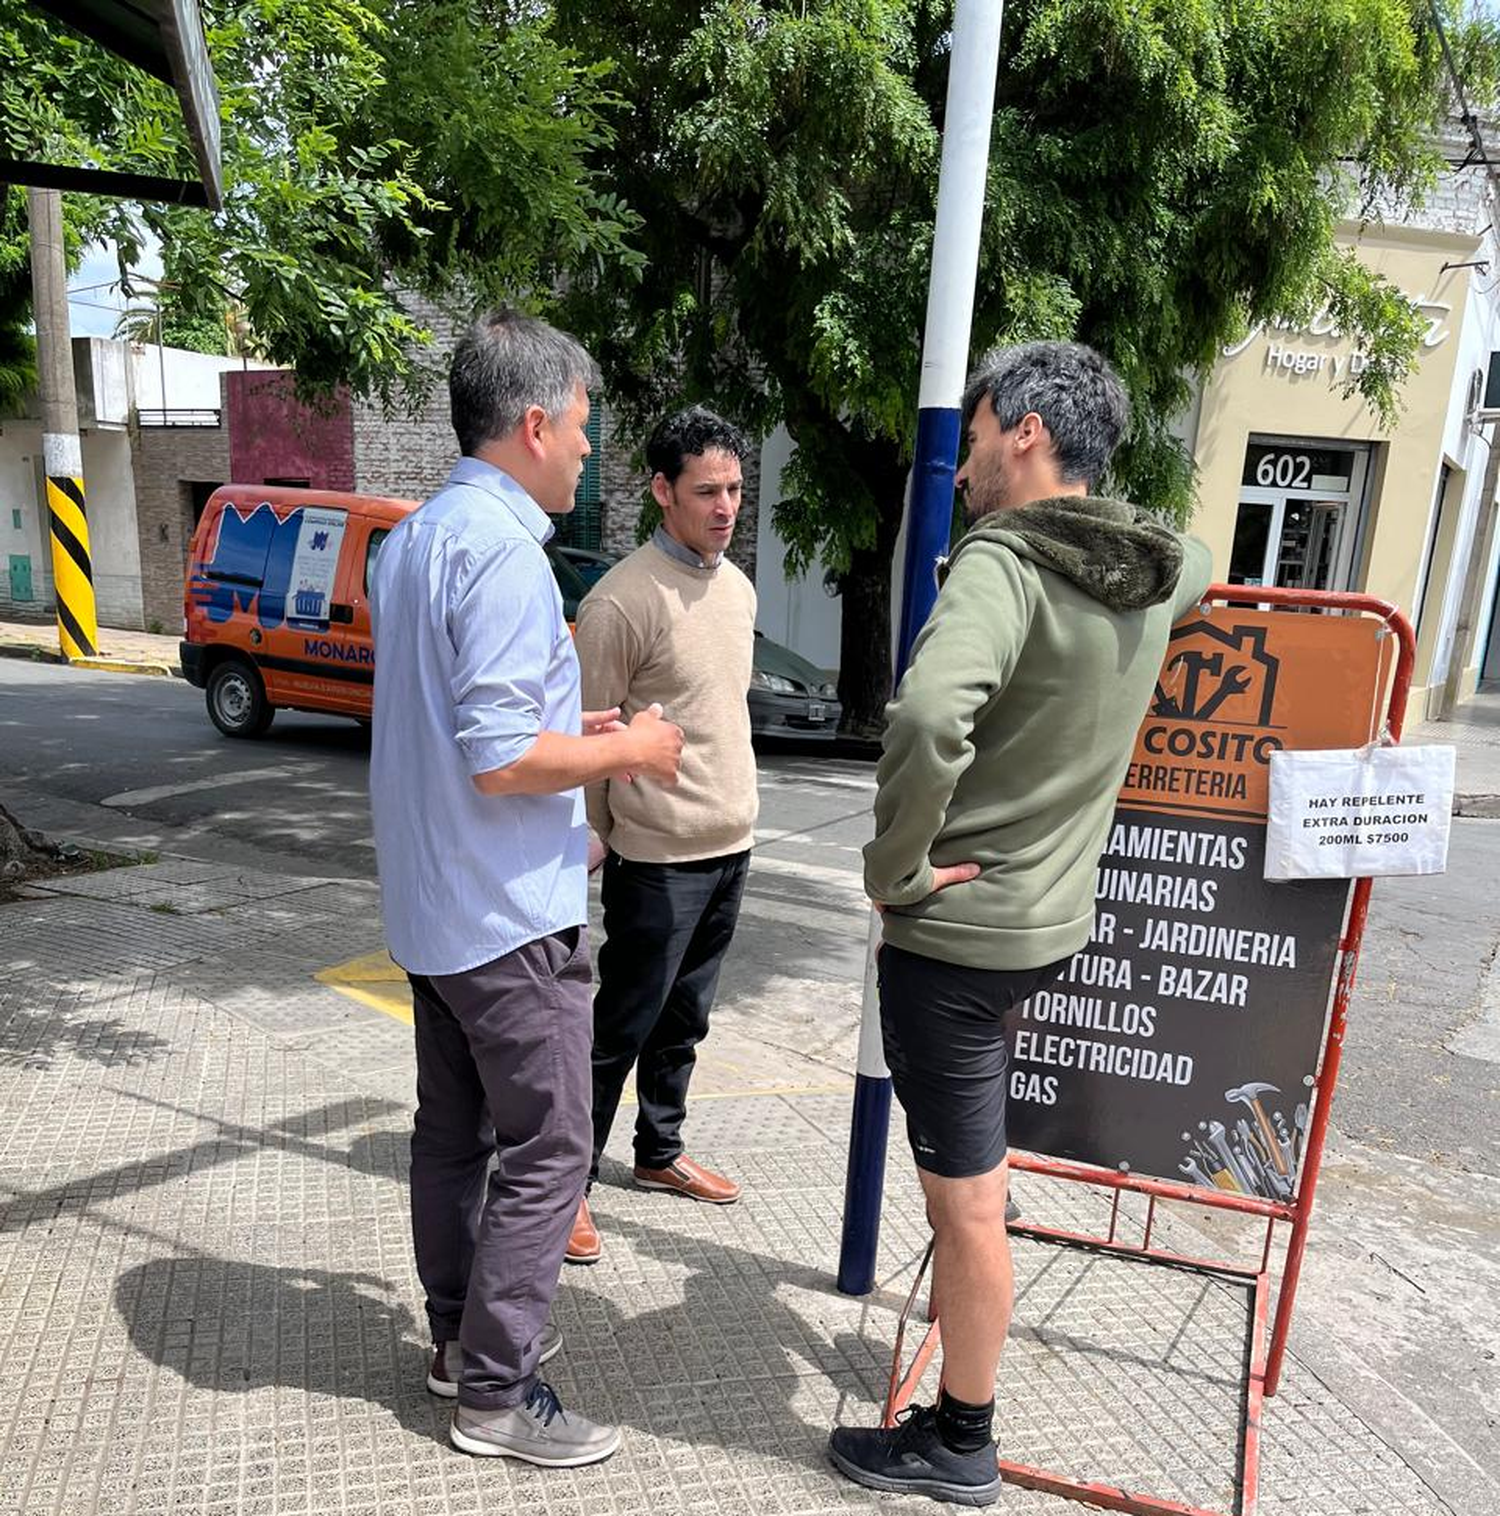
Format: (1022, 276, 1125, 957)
(287, 508, 347, 625)
(1264, 745, 1456, 880)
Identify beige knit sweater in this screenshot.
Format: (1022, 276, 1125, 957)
(575, 540, 758, 863)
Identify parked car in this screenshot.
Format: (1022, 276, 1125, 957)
(181, 485, 589, 737)
(181, 485, 412, 737)
(748, 631, 842, 740)
(556, 544, 842, 739)
(181, 485, 839, 741)
(553, 544, 619, 589)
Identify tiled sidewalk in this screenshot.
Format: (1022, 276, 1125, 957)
(0, 857, 1471, 1516)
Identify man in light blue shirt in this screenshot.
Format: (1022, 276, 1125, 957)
(369, 309, 682, 1467)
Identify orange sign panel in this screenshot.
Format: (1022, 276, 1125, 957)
(1121, 609, 1389, 823)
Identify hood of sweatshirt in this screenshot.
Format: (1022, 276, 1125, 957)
(941, 495, 1185, 613)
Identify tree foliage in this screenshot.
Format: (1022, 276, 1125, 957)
(552, 0, 1497, 729)
(0, 0, 637, 406)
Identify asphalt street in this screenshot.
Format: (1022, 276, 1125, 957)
(1, 657, 1497, 1493)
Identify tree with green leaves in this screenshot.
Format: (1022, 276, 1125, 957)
(553, 0, 1496, 732)
(0, 0, 638, 407)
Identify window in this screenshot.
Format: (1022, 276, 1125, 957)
(551, 410, 604, 551)
(365, 529, 389, 594)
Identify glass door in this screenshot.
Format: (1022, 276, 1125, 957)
(1230, 441, 1368, 592)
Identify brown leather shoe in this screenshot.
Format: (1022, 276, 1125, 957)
(632, 1155, 741, 1205)
(565, 1195, 601, 1264)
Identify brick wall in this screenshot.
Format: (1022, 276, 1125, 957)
(225, 371, 355, 490)
(130, 417, 230, 632)
(352, 299, 460, 501)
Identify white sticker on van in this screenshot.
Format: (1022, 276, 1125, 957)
(287, 508, 348, 626)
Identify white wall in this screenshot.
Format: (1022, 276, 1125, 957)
(1417, 220, 1500, 691)
(82, 430, 144, 628)
(129, 345, 263, 411)
(754, 425, 844, 670)
(0, 419, 144, 629)
(0, 420, 46, 620)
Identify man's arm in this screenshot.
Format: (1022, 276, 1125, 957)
(473, 713, 678, 796)
(573, 594, 642, 843)
(1171, 536, 1215, 620)
(864, 547, 1035, 907)
(446, 540, 680, 798)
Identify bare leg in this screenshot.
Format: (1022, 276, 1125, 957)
(918, 1157, 1011, 1404)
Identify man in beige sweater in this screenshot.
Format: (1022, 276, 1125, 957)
(567, 406, 758, 1262)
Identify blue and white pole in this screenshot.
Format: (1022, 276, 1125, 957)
(837, 0, 1005, 1296)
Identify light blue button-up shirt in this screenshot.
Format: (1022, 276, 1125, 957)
(369, 457, 586, 975)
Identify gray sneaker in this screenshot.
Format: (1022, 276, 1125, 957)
(449, 1381, 621, 1466)
(426, 1322, 562, 1398)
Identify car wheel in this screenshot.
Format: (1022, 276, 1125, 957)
(206, 659, 274, 738)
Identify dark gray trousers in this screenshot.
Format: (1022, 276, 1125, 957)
(407, 926, 591, 1410)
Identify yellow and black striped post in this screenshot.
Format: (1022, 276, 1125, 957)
(43, 435, 99, 660)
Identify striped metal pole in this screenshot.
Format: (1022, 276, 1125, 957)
(27, 187, 99, 660)
(837, 0, 1004, 1296)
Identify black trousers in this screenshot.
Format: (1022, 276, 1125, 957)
(589, 849, 750, 1182)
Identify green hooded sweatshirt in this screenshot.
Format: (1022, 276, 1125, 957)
(865, 495, 1213, 971)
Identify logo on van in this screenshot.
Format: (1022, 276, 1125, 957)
(190, 502, 348, 633)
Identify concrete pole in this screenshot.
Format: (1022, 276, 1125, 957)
(837, 0, 1004, 1296)
(26, 186, 98, 659)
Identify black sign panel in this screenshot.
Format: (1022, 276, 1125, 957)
(1006, 812, 1346, 1200)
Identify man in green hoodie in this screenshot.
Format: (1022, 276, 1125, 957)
(829, 342, 1212, 1505)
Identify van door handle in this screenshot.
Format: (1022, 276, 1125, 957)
(329, 603, 354, 625)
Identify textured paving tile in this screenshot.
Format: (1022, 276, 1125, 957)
(0, 861, 1460, 1516)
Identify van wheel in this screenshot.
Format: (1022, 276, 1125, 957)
(207, 659, 274, 738)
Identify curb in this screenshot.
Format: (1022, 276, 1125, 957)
(71, 657, 177, 679)
(0, 643, 179, 678)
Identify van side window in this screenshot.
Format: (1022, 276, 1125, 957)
(365, 529, 389, 595)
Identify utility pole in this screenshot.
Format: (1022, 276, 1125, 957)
(837, 0, 1004, 1296)
(26, 186, 98, 660)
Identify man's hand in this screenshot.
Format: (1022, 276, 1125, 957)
(872, 860, 981, 912)
(624, 702, 683, 784)
(583, 707, 625, 736)
(587, 832, 609, 873)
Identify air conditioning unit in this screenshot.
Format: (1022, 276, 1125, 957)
(1469, 352, 1500, 424)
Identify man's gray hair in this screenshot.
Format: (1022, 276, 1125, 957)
(961, 340, 1130, 491)
(449, 308, 601, 456)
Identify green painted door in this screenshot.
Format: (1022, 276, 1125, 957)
(8, 554, 33, 602)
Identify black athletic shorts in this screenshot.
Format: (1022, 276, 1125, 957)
(878, 942, 1068, 1179)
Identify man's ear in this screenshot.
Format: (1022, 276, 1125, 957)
(650, 473, 673, 513)
(1013, 412, 1047, 456)
(521, 404, 548, 459)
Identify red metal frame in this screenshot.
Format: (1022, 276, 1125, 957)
(883, 586, 1416, 1516)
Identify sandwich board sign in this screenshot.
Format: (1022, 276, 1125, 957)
(1006, 607, 1392, 1200)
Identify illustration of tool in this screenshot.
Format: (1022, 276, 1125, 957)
(1178, 1156, 1214, 1188)
(1273, 1111, 1296, 1173)
(1226, 1081, 1291, 1177)
(1293, 1102, 1310, 1164)
(1203, 1120, 1254, 1192)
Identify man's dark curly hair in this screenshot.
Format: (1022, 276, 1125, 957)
(645, 405, 750, 482)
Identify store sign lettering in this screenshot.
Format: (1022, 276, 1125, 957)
(1222, 293, 1451, 362)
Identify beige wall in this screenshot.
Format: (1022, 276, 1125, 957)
(1191, 224, 1480, 694)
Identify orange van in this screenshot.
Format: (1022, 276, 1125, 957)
(181, 484, 594, 737)
(181, 485, 416, 737)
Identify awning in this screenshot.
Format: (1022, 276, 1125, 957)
(0, 0, 222, 210)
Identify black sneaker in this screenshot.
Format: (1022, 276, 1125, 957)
(828, 1404, 1000, 1506)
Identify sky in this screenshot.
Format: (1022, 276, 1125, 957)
(66, 238, 164, 338)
